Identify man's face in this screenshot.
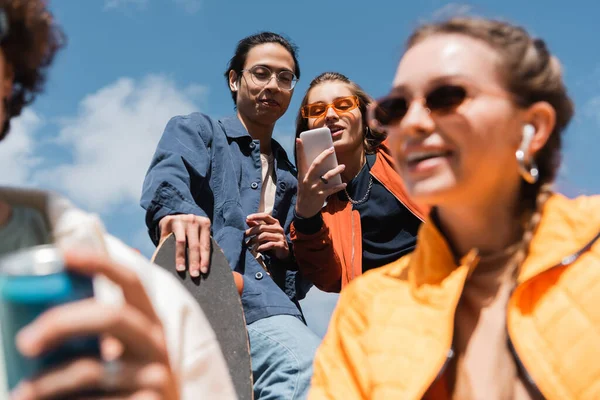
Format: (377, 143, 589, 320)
(229, 43, 296, 128)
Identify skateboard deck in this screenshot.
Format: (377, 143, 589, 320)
(152, 233, 253, 400)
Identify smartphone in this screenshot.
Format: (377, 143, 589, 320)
(0, 245, 100, 390)
(299, 127, 342, 188)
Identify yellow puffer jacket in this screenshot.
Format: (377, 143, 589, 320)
(309, 194, 600, 400)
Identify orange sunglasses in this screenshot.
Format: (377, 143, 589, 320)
(301, 96, 360, 118)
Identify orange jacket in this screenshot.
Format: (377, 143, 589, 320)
(290, 142, 428, 292)
(309, 193, 600, 400)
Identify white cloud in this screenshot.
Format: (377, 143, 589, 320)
(0, 110, 42, 186)
(105, 0, 202, 14)
(35, 75, 204, 212)
(173, 0, 202, 14)
(104, 0, 148, 10)
(583, 96, 600, 127)
(431, 3, 473, 20)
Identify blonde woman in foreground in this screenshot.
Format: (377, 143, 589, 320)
(309, 17, 600, 400)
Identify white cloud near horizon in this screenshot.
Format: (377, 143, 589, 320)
(104, 0, 148, 11)
(0, 110, 43, 186)
(35, 75, 204, 212)
(430, 3, 473, 20)
(173, 0, 202, 14)
(104, 0, 202, 14)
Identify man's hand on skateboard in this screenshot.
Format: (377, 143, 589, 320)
(159, 214, 211, 277)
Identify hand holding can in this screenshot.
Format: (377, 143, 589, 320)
(1, 248, 179, 400)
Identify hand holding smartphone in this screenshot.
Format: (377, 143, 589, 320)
(298, 127, 342, 188)
(295, 127, 346, 219)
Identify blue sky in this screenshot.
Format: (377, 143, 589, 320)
(1, 0, 598, 337)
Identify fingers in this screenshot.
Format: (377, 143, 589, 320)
(295, 139, 308, 179)
(157, 217, 172, 244)
(16, 299, 166, 362)
(255, 240, 285, 254)
(246, 212, 278, 226)
(184, 215, 211, 276)
(10, 358, 175, 400)
(321, 164, 346, 182)
(185, 221, 200, 277)
(245, 221, 284, 238)
(198, 223, 211, 274)
(171, 219, 187, 272)
(11, 357, 106, 400)
(324, 183, 347, 197)
(63, 251, 157, 322)
(159, 214, 211, 274)
(247, 232, 283, 248)
(304, 147, 335, 182)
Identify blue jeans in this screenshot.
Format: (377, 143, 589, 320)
(247, 315, 321, 400)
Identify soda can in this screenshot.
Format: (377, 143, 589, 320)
(0, 245, 101, 390)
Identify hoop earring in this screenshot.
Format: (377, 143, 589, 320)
(516, 124, 539, 184)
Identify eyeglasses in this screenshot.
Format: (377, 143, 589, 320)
(301, 96, 360, 119)
(241, 65, 298, 91)
(368, 84, 471, 130)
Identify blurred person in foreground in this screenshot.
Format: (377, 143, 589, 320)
(0, 1, 235, 398)
(309, 16, 600, 400)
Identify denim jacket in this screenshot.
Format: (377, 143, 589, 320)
(140, 113, 310, 324)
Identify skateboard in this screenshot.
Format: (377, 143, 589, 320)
(152, 233, 253, 400)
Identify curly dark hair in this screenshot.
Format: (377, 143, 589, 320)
(0, 0, 65, 140)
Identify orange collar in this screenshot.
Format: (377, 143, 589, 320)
(388, 193, 600, 287)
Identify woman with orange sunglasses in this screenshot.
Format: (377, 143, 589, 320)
(290, 72, 428, 293)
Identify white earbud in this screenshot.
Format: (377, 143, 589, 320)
(232, 82, 238, 91)
(517, 124, 535, 159)
(521, 124, 535, 146)
(516, 124, 539, 183)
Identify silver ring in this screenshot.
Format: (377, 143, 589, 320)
(319, 175, 328, 184)
(102, 359, 123, 390)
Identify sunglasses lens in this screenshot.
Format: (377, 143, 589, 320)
(304, 104, 325, 118)
(303, 96, 358, 118)
(373, 97, 408, 127)
(333, 97, 358, 112)
(427, 85, 467, 112)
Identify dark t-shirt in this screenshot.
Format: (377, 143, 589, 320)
(294, 153, 422, 272)
(340, 153, 421, 272)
